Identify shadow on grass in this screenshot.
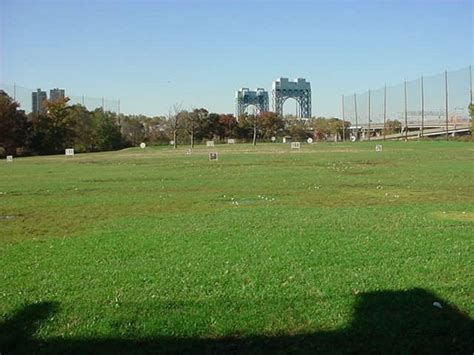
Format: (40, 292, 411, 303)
(1, 288, 472, 354)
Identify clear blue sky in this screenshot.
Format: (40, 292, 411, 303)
(1, 0, 472, 117)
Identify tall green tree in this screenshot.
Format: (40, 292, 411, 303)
(184, 108, 208, 147)
(121, 116, 146, 146)
(69, 104, 99, 152)
(235, 113, 253, 141)
(29, 97, 75, 154)
(93, 109, 125, 151)
(0, 91, 29, 155)
(205, 113, 221, 140)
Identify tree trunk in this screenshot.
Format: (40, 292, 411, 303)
(252, 123, 257, 146)
(173, 130, 177, 149)
(190, 118, 195, 148)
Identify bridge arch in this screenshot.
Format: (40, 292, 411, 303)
(272, 78, 311, 118)
(235, 88, 269, 118)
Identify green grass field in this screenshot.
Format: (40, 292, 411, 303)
(1, 141, 473, 354)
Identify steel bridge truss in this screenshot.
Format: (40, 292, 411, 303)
(235, 88, 269, 118)
(272, 78, 311, 118)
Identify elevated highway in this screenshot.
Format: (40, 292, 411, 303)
(351, 122, 471, 140)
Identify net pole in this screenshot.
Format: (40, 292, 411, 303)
(341, 95, 345, 142)
(354, 93, 358, 140)
(404, 80, 408, 140)
(445, 70, 449, 141)
(421, 75, 424, 138)
(470, 65, 472, 104)
(383, 84, 386, 141)
(368, 89, 371, 141)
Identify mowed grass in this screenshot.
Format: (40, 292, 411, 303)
(1, 141, 473, 353)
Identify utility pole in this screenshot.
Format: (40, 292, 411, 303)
(252, 106, 257, 146)
(445, 70, 449, 141)
(342, 95, 345, 142)
(13, 83, 16, 101)
(82, 95, 85, 106)
(354, 93, 358, 140)
(404, 80, 408, 141)
(368, 89, 371, 141)
(421, 76, 424, 138)
(383, 84, 387, 141)
(102, 97, 105, 111)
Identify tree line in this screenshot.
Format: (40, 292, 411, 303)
(1, 90, 411, 157)
(0, 91, 124, 156)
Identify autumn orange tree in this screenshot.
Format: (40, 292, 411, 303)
(218, 113, 237, 139)
(258, 112, 284, 140)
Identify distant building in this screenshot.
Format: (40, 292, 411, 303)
(32, 89, 47, 114)
(50, 88, 65, 103)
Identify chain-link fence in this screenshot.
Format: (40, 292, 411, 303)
(342, 66, 472, 140)
(0, 83, 120, 113)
